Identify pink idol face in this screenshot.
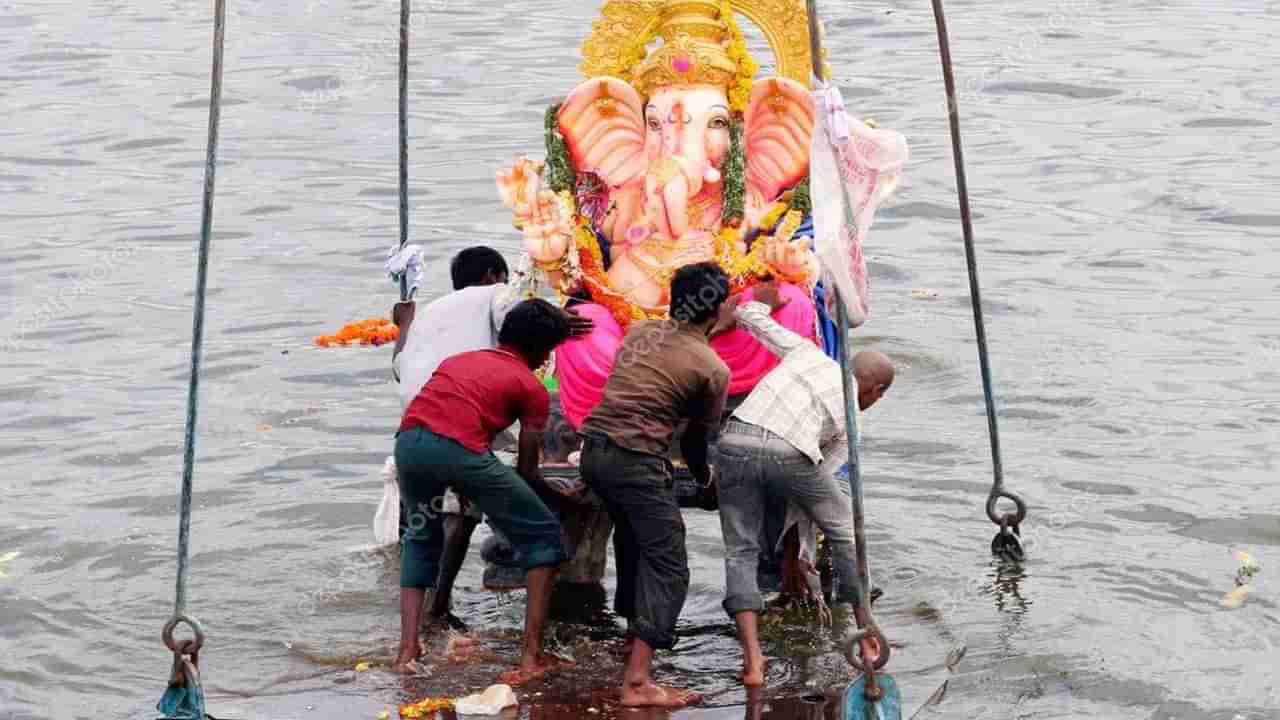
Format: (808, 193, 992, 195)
(643, 85, 732, 168)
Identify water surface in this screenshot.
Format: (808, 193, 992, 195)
(2, 1, 1278, 718)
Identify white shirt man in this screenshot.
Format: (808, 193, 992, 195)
(395, 281, 519, 409)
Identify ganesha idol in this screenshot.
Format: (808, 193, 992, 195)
(496, 0, 909, 429)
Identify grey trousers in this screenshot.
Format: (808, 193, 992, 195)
(714, 419, 863, 615)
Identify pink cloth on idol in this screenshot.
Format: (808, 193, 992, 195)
(556, 283, 817, 429)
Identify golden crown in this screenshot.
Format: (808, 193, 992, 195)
(581, 0, 818, 112)
(631, 1, 740, 100)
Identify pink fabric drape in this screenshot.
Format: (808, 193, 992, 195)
(556, 283, 817, 429)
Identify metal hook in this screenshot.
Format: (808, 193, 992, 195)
(162, 614, 206, 655)
(985, 489, 1028, 527)
(844, 625, 892, 672)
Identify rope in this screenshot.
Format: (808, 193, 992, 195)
(159, 0, 224, 716)
(928, 0, 1028, 556)
(398, 0, 411, 301)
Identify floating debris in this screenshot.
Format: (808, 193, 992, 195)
(1221, 550, 1261, 609)
(1236, 550, 1260, 583)
(354, 662, 370, 672)
(0, 551, 19, 578)
(911, 288, 940, 299)
(454, 684, 518, 715)
(1221, 585, 1252, 609)
(945, 644, 967, 671)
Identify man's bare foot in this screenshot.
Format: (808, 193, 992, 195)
(446, 634, 478, 651)
(620, 682, 701, 708)
(445, 634, 498, 664)
(497, 650, 573, 686)
(391, 646, 421, 675)
(741, 653, 766, 687)
(496, 655, 556, 686)
(814, 597, 833, 627)
(497, 665, 550, 686)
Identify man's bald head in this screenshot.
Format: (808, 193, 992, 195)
(853, 351, 895, 410)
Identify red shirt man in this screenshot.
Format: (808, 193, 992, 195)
(392, 299, 572, 685)
(400, 347, 550, 452)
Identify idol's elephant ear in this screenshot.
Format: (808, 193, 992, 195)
(558, 77, 647, 189)
(744, 77, 816, 204)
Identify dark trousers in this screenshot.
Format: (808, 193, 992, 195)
(580, 433, 688, 651)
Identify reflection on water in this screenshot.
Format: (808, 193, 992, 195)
(2, 0, 1279, 718)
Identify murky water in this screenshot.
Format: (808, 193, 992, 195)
(2, 1, 1279, 718)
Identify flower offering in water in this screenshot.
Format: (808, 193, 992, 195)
(398, 696, 454, 719)
(314, 318, 399, 347)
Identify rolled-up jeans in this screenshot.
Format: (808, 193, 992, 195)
(714, 418, 863, 616)
(579, 433, 688, 651)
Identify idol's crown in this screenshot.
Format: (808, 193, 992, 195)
(632, 1, 739, 98)
(581, 0, 817, 111)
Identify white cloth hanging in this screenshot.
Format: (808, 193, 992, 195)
(385, 243, 426, 299)
(808, 79, 909, 328)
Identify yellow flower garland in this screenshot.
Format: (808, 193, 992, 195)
(758, 200, 790, 231)
(721, 0, 758, 114)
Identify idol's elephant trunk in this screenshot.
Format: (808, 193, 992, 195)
(645, 154, 717, 241)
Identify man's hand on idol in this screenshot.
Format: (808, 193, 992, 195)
(752, 279, 789, 314)
(565, 307, 595, 338)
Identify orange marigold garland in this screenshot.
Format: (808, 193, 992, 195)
(314, 317, 400, 348)
(574, 222, 662, 329)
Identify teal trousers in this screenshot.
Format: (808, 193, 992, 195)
(394, 427, 567, 589)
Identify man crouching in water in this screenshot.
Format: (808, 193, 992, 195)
(714, 281, 894, 687)
(393, 299, 574, 682)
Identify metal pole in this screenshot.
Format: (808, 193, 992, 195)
(928, 0, 1027, 546)
(174, 0, 226, 620)
(398, 0, 410, 301)
(805, 0, 871, 612)
(805, 0, 890, 692)
(835, 302, 872, 601)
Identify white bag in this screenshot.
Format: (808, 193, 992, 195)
(373, 456, 400, 547)
(453, 684, 517, 716)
